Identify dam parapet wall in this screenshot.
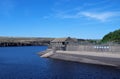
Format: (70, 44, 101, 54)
(66, 44, 120, 54)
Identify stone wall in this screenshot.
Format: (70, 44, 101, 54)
(66, 45, 120, 53)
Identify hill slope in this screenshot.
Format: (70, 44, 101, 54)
(102, 29, 120, 43)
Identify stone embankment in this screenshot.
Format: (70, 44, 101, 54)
(38, 49, 54, 57)
(38, 50, 120, 67)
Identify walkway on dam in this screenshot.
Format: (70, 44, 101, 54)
(56, 50, 120, 59)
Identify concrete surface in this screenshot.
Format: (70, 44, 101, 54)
(39, 50, 120, 67)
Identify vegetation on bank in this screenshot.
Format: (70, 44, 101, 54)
(101, 29, 120, 43)
(0, 37, 54, 47)
(78, 29, 120, 44)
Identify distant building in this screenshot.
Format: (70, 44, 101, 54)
(50, 37, 78, 50)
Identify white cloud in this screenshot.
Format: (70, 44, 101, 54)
(81, 12, 117, 22)
(50, 0, 119, 21)
(53, 11, 120, 22)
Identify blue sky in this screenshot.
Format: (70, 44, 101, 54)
(0, 0, 120, 39)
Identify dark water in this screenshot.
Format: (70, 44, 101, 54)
(0, 46, 120, 79)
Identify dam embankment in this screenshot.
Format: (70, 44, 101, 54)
(39, 50, 120, 67)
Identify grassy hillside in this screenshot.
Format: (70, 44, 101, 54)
(0, 37, 54, 46)
(101, 29, 120, 43)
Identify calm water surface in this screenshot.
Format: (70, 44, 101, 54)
(0, 46, 120, 79)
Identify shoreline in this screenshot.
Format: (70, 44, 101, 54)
(0, 45, 46, 47)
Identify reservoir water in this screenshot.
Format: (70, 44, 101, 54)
(0, 46, 120, 79)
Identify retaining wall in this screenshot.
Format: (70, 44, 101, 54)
(66, 45, 120, 53)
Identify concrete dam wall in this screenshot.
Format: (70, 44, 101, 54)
(66, 45, 120, 53)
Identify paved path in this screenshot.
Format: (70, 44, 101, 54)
(57, 51, 120, 58)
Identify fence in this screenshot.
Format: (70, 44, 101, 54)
(66, 44, 120, 53)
